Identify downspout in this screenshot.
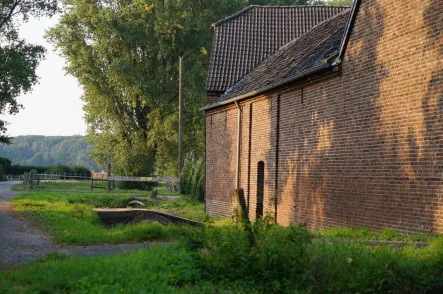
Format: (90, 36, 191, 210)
(204, 114, 207, 214)
(274, 95, 281, 223)
(235, 101, 242, 190)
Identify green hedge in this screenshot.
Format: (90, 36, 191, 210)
(180, 152, 205, 201)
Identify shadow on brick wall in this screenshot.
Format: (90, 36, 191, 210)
(419, 0, 443, 230)
(269, 0, 443, 232)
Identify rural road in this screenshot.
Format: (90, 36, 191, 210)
(0, 181, 156, 270)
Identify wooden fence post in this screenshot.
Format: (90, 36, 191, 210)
(30, 173, 34, 190)
(90, 176, 94, 192)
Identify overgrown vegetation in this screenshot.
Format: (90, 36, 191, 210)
(2, 224, 443, 293)
(179, 152, 204, 201)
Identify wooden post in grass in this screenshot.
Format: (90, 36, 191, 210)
(235, 188, 249, 224)
(235, 188, 255, 246)
(90, 176, 93, 192)
(107, 163, 112, 191)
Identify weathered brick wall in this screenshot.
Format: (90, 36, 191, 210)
(205, 0, 443, 232)
(205, 106, 238, 216)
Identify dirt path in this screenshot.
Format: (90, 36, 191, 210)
(0, 182, 157, 270)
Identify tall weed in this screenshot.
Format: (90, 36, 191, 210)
(180, 152, 204, 201)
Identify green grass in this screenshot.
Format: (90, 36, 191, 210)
(315, 226, 438, 243)
(0, 245, 229, 294)
(1, 226, 443, 293)
(12, 191, 206, 245)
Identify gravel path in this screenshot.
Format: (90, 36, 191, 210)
(0, 182, 158, 270)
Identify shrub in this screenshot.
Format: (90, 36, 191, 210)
(181, 222, 312, 292)
(180, 152, 205, 201)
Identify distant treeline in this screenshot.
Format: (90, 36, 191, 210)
(0, 157, 91, 175)
(0, 136, 99, 171)
(8, 165, 91, 176)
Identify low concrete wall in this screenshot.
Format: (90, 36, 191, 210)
(94, 208, 203, 227)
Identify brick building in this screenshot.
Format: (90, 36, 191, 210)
(203, 0, 443, 233)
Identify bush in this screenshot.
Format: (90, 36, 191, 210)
(180, 152, 205, 201)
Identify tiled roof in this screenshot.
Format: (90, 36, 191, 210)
(210, 9, 351, 105)
(205, 5, 349, 94)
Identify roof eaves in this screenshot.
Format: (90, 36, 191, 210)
(201, 63, 332, 111)
(212, 5, 352, 27)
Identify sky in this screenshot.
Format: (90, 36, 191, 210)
(1, 16, 87, 137)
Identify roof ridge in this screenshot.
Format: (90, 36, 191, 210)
(212, 6, 254, 27)
(212, 5, 351, 27)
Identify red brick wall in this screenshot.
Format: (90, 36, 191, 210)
(205, 0, 443, 232)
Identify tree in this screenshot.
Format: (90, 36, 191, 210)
(47, 0, 246, 176)
(47, 0, 325, 177)
(0, 0, 57, 144)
